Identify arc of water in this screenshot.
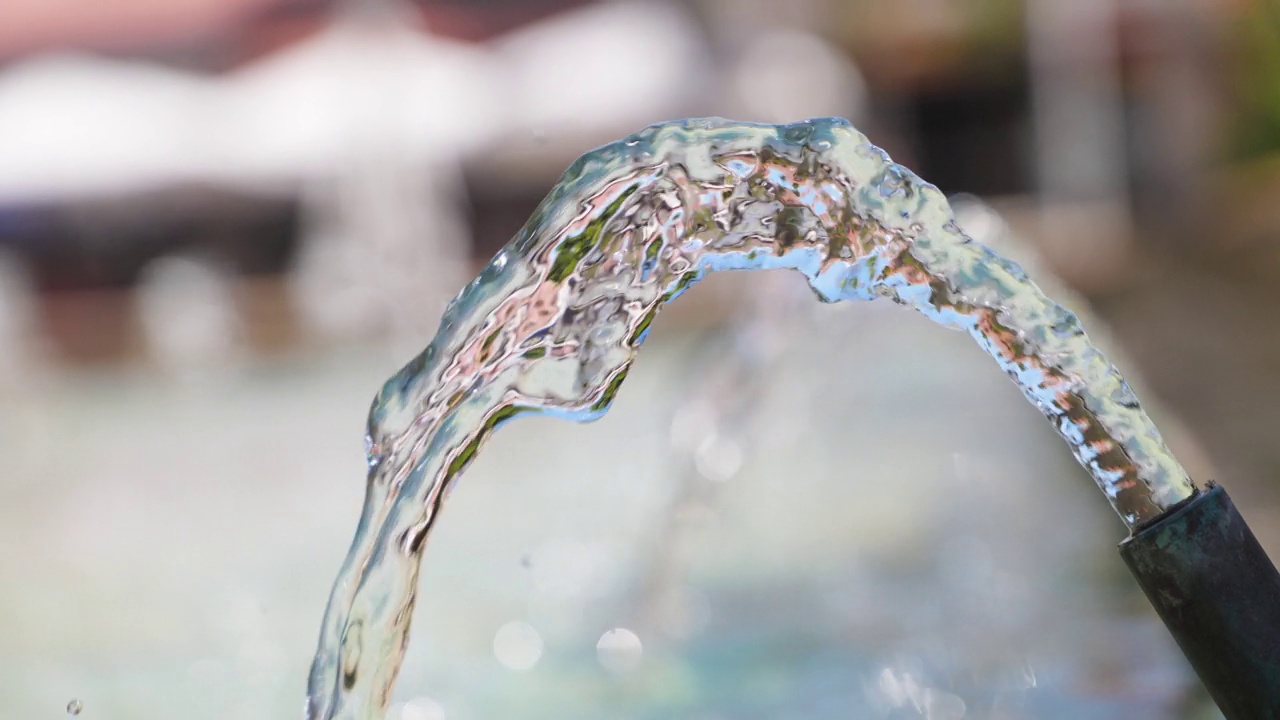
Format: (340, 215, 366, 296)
(306, 117, 1196, 720)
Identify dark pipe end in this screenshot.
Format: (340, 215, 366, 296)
(1120, 484, 1280, 719)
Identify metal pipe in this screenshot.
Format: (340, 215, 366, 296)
(1120, 484, 1280, 718)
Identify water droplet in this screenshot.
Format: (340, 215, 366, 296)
(66, 699, 82, 716)
(695, 435, 743, 482)
(493, 621, 543, 671)
(596, 628, 642, 673)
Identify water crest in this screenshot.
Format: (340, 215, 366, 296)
(305, 118, 1195, 720)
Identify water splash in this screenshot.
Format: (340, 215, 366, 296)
(305, 117, 1195, 720)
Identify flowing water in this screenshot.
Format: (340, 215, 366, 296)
(304, 117, 1196, 720)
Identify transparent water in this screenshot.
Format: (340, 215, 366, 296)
(305, 117, 1196, 720)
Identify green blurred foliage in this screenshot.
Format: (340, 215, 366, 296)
(1230, 2, 1280, 161)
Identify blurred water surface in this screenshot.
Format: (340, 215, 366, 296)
(0, 271, 1205, 718)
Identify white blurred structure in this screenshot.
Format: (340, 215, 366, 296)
(1024, 0, 1137, 292)
(725, 28, 865, 124)
(0, 1, 717, 201)
(136, 253, 243, 371)
(0, 0, 870, 364)
(0, 1, 717, 354)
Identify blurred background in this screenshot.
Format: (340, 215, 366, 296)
(1, 0, 1277, 718)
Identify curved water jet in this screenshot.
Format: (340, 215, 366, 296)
(306, 117, 1197, 720)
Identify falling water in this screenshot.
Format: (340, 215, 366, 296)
(305, 117, 1196, 720)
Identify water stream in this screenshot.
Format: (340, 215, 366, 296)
(305, 117, 1196, 720)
